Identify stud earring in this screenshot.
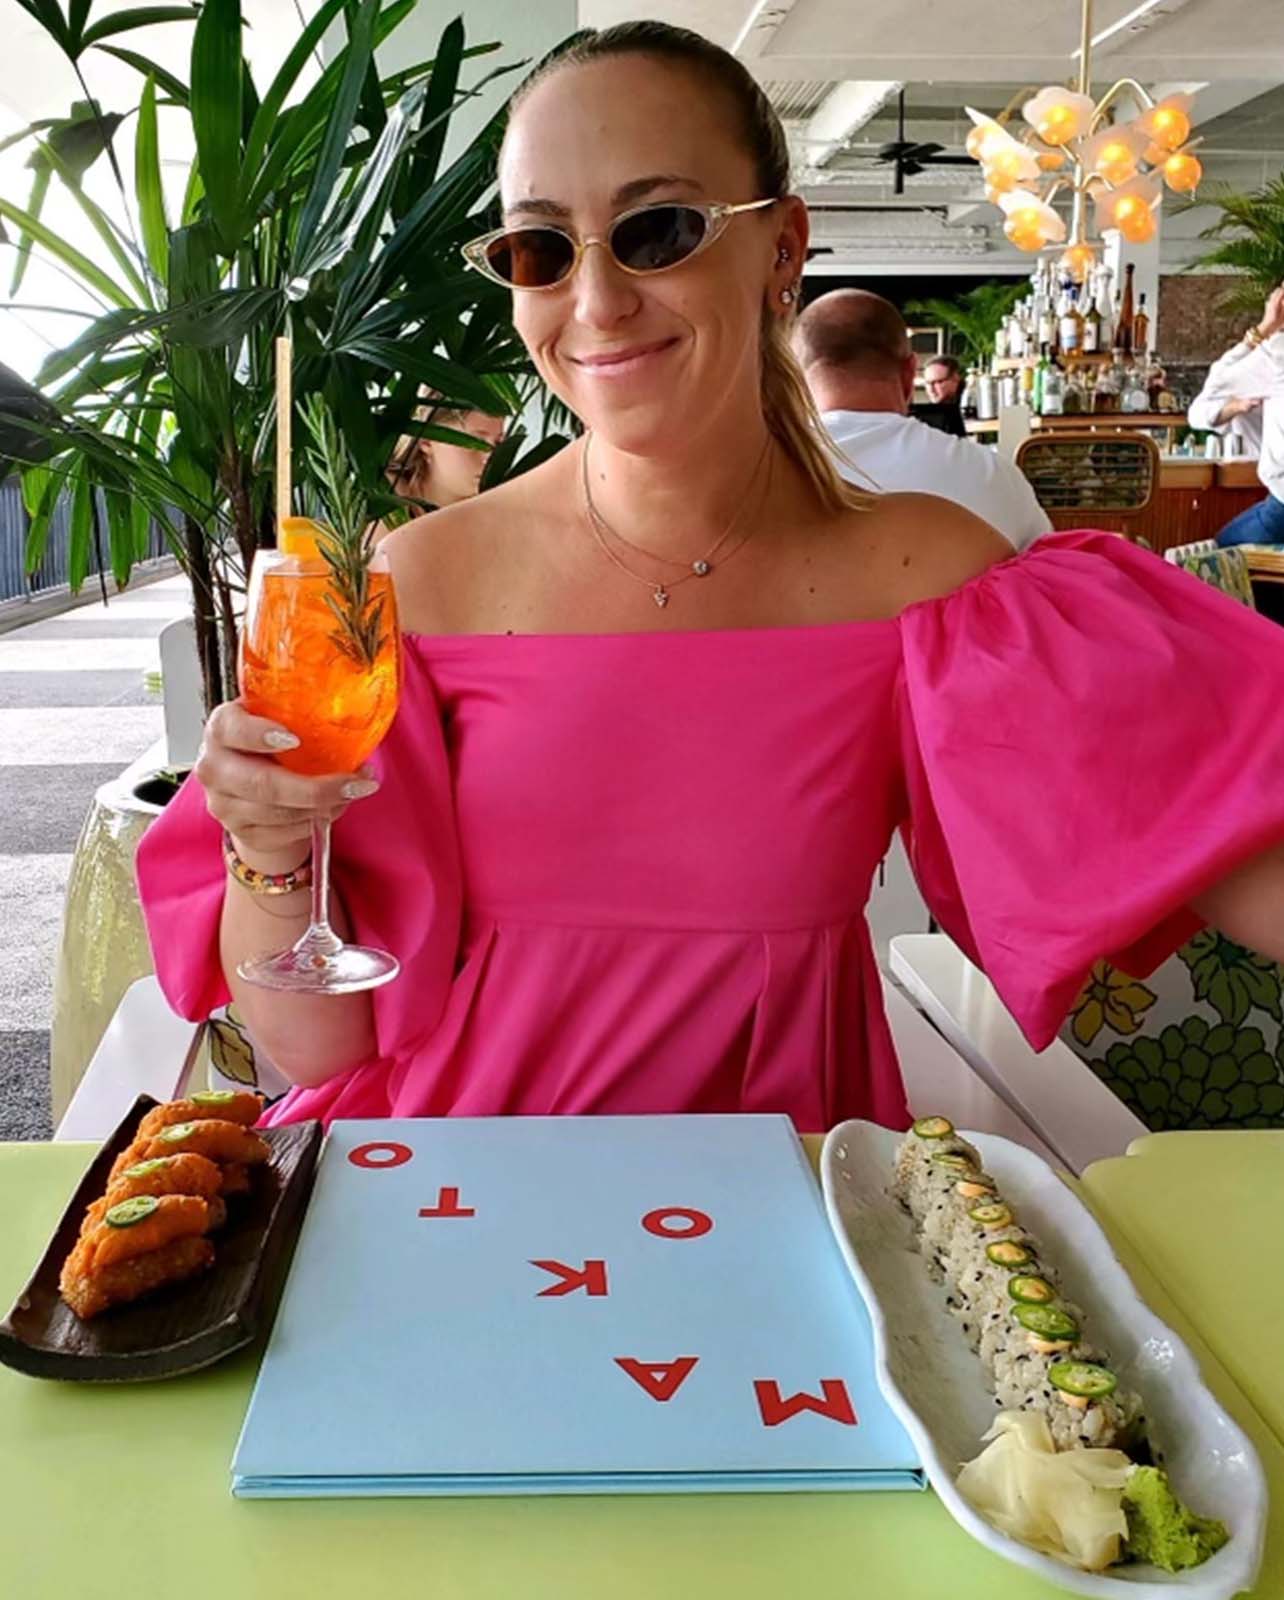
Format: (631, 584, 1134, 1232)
(778, 247, 791, 264)
(780, 287, 795, 305)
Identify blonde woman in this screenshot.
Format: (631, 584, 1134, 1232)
(139, 22, 1284, 1131)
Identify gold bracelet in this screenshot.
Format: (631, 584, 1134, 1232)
(222, 832, 313, 896)
(1245, 326, 1265, 348)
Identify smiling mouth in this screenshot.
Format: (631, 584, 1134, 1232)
(569, 338, 680, 374)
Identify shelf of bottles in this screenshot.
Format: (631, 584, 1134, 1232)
(961, 256, 1182, 423)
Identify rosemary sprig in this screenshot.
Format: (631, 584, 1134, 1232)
(296, 394, 389, 670)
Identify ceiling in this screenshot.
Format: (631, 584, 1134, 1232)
(580, 0, 1284, 277)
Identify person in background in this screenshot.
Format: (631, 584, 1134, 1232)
(385, 402, 507, 519)
(922, 354, 962, 406)
(912, 352, 968, 437)
(1200, 283, 1284, 547)
(794, 289, 1052, 550)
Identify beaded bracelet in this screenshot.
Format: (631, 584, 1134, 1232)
(222, 832, 313, 896)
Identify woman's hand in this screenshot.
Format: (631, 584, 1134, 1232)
(194, 700, 379, 868)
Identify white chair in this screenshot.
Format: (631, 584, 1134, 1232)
(889, 933, 1147, 1174)
(54, 976, 204, 1141)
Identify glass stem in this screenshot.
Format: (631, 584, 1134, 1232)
(293, 817, 343, 961)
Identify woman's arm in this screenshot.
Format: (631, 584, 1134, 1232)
(1190, 838, 1284, 963)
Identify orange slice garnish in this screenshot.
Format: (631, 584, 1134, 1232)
(278, 516, 326, 561)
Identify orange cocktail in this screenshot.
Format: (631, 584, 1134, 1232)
(240, 523, 399, 776)
(241, 563, 399, 776)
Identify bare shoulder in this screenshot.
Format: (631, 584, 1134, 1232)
(382, 459, 562, 635)
(852, 490, 1014, 614)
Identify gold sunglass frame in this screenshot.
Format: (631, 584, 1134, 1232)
(460, 198, 778, 291)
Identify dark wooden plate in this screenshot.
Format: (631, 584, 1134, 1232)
(0, 1095, 322, 1382)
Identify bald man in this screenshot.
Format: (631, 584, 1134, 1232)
(793, 289, 1051, 551)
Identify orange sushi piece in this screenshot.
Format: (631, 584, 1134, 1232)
(81, 1193, 212, 1271)
(60, 1235, 215, 1320)
(137, 1119, 270, 1169)
(136, 1091, 265, 1143)
(82, 1153, 224, 1233)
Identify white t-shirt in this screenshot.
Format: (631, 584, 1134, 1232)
(819, 409, 1053, 551)
(1186, 336, 1284, 495)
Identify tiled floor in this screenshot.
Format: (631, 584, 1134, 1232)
(0, 573, 190, 1140)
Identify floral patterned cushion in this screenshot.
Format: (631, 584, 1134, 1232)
(1168, 548, 1256, 608)
(1060, 934, 1284, 1131)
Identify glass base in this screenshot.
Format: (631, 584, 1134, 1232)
(237, 942, 400, 995)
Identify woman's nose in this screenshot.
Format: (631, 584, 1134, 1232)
(571, 239, 641, 329)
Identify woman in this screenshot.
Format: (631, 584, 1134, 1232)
(383, 400, 507, 523)
(138, 23, 1284, 1132)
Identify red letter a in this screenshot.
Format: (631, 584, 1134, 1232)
(614, 1357, 698, 1402)
(754, 1379, 857, 1427)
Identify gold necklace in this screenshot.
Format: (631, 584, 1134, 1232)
(580, 433, 772, 608)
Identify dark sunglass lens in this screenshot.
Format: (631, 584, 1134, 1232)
(484, 228, 574, 287)
(611, 205, 708, 272)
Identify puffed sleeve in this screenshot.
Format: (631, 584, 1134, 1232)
(134, 641, 463, 1115)
(895, 529, 1284, 1049)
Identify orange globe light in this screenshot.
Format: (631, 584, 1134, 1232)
(1143, 141, 1167, 166)
(1035, 101, 1080, 146)
(1037, 149, 1067, 172)
(1150, 105, 1191, 151)
(1003, 218, 1044, 252)
(1118, 205, 1157, 244)
(1163, 151, 1202, 193)
(984, 164, 1018, 194)
(1094, 140, 1138, 185)
(1059, 242, 1097, 282)
(1112, 193, 1147, 228)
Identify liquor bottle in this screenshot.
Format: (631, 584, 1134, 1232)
(976, 364, 998, 421)
(1041, 352, 1066, 416)
(1116, 262, 1136, 356)
(1037, 284, 1057, 352)
(1091, 360, 1120, 414)
(1019, 359, 1036, 409)
(960, 367, 978, 420)
(1059, 285, 1083, 356)
(1063, 363, 1086, 415)
(1082, 296, 1101, 355)
(1033, 343, 1050, 412)
(1121, 362, 1148, 414)
(1132, 293, 1150, 357)
(1094, 264, 1115, 351)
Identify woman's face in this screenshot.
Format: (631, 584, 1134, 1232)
(428, 410, 507, 505)
(498, 56, 805, 455)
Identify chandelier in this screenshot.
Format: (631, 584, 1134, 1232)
(964, 0, 1201, 280)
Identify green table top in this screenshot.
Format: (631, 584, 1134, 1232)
(2, 1140, 1281, 1600)
(1079, 1130, 1284, 1455)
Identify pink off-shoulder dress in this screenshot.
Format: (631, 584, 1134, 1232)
(136, 531, 1284, 1132)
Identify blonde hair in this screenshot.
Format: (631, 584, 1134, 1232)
(508, 22, 875, 516)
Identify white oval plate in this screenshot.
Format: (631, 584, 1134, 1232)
(820, 1120, 1266, 1600)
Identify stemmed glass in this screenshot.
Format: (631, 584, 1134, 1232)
(236, 534, 401, 992)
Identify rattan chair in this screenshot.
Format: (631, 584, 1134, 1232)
(1015, 432, 1160, 535)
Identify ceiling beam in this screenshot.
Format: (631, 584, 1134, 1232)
(801, 81, 904, 168)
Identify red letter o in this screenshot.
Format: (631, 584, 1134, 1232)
(349, 1141, 413, 1169)
(641, 1207, 713, 1239)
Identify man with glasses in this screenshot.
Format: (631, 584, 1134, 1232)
(795, 290, 1051, 551)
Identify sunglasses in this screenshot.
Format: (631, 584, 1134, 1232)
(461, 198, 778, 291)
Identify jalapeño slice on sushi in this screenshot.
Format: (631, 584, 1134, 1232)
(955, 1176, 997, 1199)
(1014, 1304, 1079, 1341)
(1008, 1274, 1057, 1305)
(968, 1201, 1012, 1228)
(986, 1240, 1034, 1268)
(158, 1121, 198, 1143)
(104, 1195, 160, 1228)
(122, 1156, 177, 1179)
(1049, 1361, 1118, 1400)
(191, 1089, 238, 1107)
(912, 1116, 954, 1139)
(929, 1153, 975, 1171)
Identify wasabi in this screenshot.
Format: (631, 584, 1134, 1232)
(1122, 1466, 1229, 1572)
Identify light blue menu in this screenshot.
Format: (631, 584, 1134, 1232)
(233, 1114, 921, 1497)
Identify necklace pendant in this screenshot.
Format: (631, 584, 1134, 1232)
(692, 559, 711, 577)
(652, 587, 670, 608)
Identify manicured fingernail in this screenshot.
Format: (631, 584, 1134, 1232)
(342, 779, 380, 800)
(264, 729, 299, 750)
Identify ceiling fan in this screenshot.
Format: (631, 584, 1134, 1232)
(873, 89, 975, 193)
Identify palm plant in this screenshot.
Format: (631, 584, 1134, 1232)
(1186, 176, 1284, 317)
(0, 0, 565, 710)
(904, 280, 1027, 366)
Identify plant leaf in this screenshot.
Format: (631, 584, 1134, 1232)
(241, 0, 348, 187)
(135, 76, 170, 284)
(191, 0, 244, 250)
(293, 0, 379, 262)
(68, 466, 93, 591)
(0, 192, 136, 309)
(81, 5, 198, 46)
(95, 44, 190, 105)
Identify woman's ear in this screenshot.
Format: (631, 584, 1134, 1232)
(771, 195, 809, 309)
